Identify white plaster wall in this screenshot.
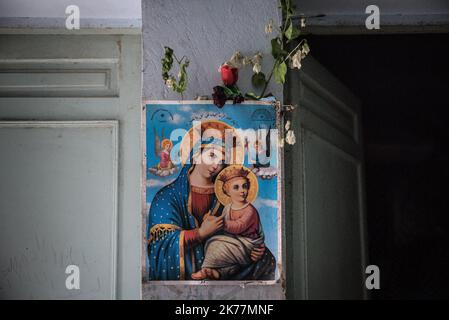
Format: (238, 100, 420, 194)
(142, 0, 283, 101)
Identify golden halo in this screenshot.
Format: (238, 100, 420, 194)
(179, 120, 245, 166)
(214, 165, 259, 206)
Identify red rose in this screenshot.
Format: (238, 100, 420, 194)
(220, 64, 238, 86)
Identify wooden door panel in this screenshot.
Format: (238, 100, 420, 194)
(285, 56, 367, 299)
(0, 122, 118, 299)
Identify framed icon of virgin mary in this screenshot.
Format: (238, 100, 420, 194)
(142, 100, 283, 284)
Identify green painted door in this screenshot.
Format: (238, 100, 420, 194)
(0, 32, 142, 299)
(285, 57, 368, 299)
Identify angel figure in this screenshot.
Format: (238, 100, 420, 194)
(149, 127, 177, 177)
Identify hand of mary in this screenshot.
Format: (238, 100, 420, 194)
(250, 243, 266, 262)
(198, 211, 224, 241)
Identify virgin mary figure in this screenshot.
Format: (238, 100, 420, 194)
(147, 120, 276, 280)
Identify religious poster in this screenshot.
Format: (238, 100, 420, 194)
(143, 100, 282, 282)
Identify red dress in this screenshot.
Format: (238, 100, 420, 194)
(183, 184, 215, 248)
(224, 204, 260, 239)
(159, 150, 171, 169)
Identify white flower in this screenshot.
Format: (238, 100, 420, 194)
(227, 51, 244, 68)
(285, 130, 296, 145)
(301, 42, 310, 58)
(300, 16, 306, 28)
(265, 19, 273, 34)
(285, 120, 291, 131)
(289, 51, 302, 70)
(278, 138, 285, 148)
(165, 78, 175, 89)
(285, 104, 296, 112)
(251, 52, 263, 66)
(249, 52, 263, 73)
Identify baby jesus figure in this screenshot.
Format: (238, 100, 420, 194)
(191, 165, 264, 280)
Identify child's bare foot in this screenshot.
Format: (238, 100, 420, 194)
(191, 268, 220, 280)
(203, 268, 220, 280)
(191, 269, 207, 280)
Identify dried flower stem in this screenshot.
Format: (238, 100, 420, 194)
(258, 39, 306, 98)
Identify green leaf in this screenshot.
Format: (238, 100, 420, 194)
(271, 38, 282, 60)
(161, 46, 174, 81)
(173, 59, 189, 94)
(222, 85, 235, 97)
(245, 92, 260, 100)
(161, 46, 190, 96)
(221, 85, 242, 98)
(271, 37, 289, 60)
(284, 20, 292, 39)
(229, 85, 242, 96)
(252, 72, 266, 88)
(280, 0, 294, 19)
(291, 27, 301, 40)
(274, 61, 287, 84)
(284, 20, 300, 41)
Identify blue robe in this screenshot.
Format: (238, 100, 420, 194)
(148, 164, 207, 280)
(147, 164, 276, 280)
